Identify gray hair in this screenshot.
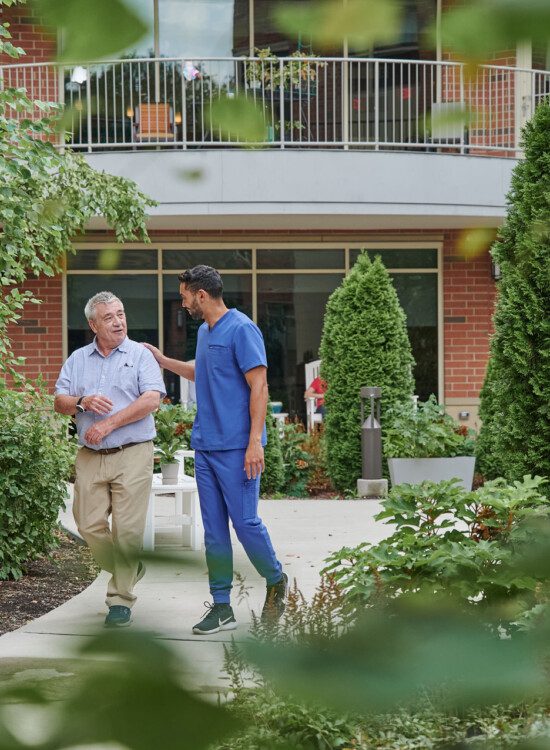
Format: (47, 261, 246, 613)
(84, 291, 122, 321)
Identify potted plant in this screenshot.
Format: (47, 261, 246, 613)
(383, 395, 476, 489)
(153, 401, 190, 485)
(245, 47, 324, 99)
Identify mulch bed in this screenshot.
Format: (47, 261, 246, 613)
(0, 531, 99, 636)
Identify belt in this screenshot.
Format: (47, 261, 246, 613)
(84, 441, 146, 455)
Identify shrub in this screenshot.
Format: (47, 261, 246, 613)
(0, 385, 76, 580)
(477, 101, 550, 485)
(324, 475, 549, 630)
(280, 421, 313, 497)
(260, 410, 285, 496)
(320, 253, 415, 491)
(303, 425, 334, 496)
(383, 395, 476, 458)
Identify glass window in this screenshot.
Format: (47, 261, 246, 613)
(122, 0, 155, 56)
(253, 1, 342, 55)
(257, 273, 343, 416)
(163, 249, 252, 270)
(350, 248, 437, 268)
(257, 249, 344, 269)
(162, 273, 253, 401)
(67, 249, 158, 270)
(390, 273, 438, 400)
(159, 0, 249, 57)
(67, 275, 158, 354)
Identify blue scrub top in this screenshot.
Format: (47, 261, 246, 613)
(191, 308, 268, 451)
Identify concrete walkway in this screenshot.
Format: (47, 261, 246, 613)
(0, 499, 389, 693)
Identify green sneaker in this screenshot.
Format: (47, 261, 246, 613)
(192, 602, 237, 635)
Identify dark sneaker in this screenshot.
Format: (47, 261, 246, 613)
(261, 572, 289, 623)
(136, 561, 146, 583)
(192, 603, 237, 635)
(104, 605, 132, 628)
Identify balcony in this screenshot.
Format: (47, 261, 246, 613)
(1, 56, 549, 157)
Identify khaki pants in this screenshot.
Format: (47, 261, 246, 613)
(73, 441, 154, 608)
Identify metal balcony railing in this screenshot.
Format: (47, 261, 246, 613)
(1, 57, 549, 156)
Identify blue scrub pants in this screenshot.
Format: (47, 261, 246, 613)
(194, 449, 283, 604)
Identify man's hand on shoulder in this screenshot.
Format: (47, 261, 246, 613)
(82, 394, 113, 415)
(142, 342, 165, 366)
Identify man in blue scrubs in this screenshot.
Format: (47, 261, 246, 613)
(144, 265, 287, 634)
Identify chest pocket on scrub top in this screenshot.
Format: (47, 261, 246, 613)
(208, 345, 232, 371)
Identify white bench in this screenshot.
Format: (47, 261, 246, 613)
(143, 450, 202, 551)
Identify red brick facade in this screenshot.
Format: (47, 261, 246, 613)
(0, 5, 56, 64)
(8, 276, 63, 386)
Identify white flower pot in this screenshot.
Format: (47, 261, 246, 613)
(160, 462, 179, 485)
(388, 457, 476, 490)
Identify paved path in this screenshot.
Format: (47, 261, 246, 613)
(0, 499, 389, 693)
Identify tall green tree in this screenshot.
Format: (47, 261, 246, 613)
(477, 101, 550, 484)
(320, 253, 414, 491)
(0, 1, 155, 380)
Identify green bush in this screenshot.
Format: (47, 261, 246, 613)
(383, 395, 475, 458)
(477, 101, 550, 485)
(280, 421, 313, 497)
(320, 253, 415, 491)
(260, 410, 285, 496)
(0, 385, 76, 580)
(324, 475, 549, 630)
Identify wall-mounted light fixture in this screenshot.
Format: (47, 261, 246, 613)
(174, 112, 182, 125)
(126, 106, 134, 119)
(491, 261, 502, 281)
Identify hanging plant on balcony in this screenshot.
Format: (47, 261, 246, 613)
(245, 47, 325, 98)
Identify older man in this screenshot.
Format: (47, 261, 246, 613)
(54, 291, 166, 627)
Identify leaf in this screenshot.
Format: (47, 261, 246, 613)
(209, 95, 268, 144)
(33, 0, 149, 62)
(274, 0, 402, 50)
(440, 0, 550, 64)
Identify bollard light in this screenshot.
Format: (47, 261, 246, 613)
(357, 386, 388, 499)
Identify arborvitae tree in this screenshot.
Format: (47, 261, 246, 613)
(320, 253, 415, 491)
(260, 410, 285, 495)
(477, 101, 550, 484)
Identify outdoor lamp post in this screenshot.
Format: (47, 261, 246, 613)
(357, 386, 388, 499)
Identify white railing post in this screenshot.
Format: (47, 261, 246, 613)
(374, 59, 379, 150)
(279, 57, 284, 149)
(57, 64, 65, 153)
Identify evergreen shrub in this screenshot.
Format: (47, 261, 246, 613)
(477, 101, 550, 484)
(320, 253, 415, 491)
(260, 410, 285, 495)
(0, 385, 76, 579)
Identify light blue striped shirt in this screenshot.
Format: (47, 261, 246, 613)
(55, 337, 166, 450)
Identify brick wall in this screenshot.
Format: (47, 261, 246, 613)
(8, 276, 64, 389)
(443, 230, 496, 423)
(0, 4, 56, 64)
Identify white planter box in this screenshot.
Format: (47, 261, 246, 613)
(388, 457, 476, 490)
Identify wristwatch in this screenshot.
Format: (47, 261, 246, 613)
(75, 396, 86, 414)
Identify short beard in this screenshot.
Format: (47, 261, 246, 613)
(186, 306, 203, 321)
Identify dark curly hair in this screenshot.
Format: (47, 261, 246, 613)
(178, 265, 223, 299)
